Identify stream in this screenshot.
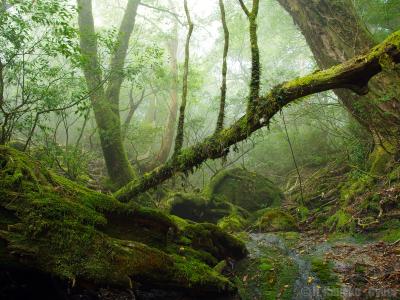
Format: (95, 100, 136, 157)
(235, 233, 326, 300)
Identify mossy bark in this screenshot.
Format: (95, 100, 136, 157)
(115, 31, 400, 201)
(0, 146, 247, 296)
(77, 0, 137, 188)
(278, 0, 400, 154)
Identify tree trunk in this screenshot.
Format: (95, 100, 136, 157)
(77, 0, 138, 188)
(153, 14, 179, 166)
(278, 0, 400, 155)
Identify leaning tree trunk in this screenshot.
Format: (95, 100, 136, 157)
(278, 0, 400, 158)
(115, 31, 400, 201)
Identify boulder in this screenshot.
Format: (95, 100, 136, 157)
(206, 168, 284, 212)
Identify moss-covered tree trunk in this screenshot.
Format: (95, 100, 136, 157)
(278, 0, 400, 158)
(115, 31, 400, 201)
(0, 146, 247, 297)
(77, 0, 138, 188)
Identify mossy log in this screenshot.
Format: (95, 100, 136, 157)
(0, 147, 247, 297)
(115, 30, 400, 202)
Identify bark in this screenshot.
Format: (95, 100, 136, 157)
(173, 0, 193, 155)
(77, 0, 138, 188)
(114, 30, 400, 201)
(105, 0, 140, 115)
(215, 0, 229, 133)
(278, 0, 400, 151)
(239, 0, 260, 117)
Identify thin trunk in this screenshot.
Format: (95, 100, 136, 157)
(77, 0, 136, 188)
(215, 0, 230, 133)
(239, 0, 260, 117)
(114, 31, 400, 201)
(153, 14, 179, 166)
(122, 87, 145, 138)
(278, 0, 400, 153)
(105, 0, 140, 115)
(173, 0, 193, 155)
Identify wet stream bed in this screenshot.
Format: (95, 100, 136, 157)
(232, 231, 400, 300)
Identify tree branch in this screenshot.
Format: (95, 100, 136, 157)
(238, 0, 250, 17)
(114, 31, 400, 202)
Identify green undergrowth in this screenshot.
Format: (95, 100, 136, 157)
(290, 156, 400, 236)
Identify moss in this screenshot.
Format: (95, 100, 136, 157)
(369, 144, 394, 175)
(172, 255, 234, 293)
(182, 223, 248, 261)
(310, 257, 340, 290)
(325, 209, 354, 232)
(217, 213, 247, 232)
(388, 163, 400, 182)
(340, 173, 374, 204)
(234, 247, 299, 300)
(255, 208, 298, 232)
(380, 228, 400, 242)
(0, 146, 241, 294)
(206, 168, 284, 212)
(310, 258, 341, 300)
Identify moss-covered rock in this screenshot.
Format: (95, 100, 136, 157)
(182, 223, 248, 261)
(206, 168, 284, 212)
(217, 213, 248, 232)
(0, 146, 244, 297)
(165, 192, 231, 223)
(254, 208, 298, 232)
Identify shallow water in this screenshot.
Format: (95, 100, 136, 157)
(243, 233, 324, 300)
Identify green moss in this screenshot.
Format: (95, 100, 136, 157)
(325, 209, 354, 232)
(172, 255, 234, 292)
(206, 168, 284, 212)
(0, 146, 240, 293)
(388, 164, 400, 182)
(255, 208, 298, 232)
(310, 258, 339, 289)
(340, 173, 374, 204)
(235, 247, 299, 300)
(182, 223, 248, 261)
(369, 144, 394, 175)
(380, 228, 400, 242)
(217, 213, 247, 232)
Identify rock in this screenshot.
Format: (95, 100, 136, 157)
(255, 208, 298, 232)
(206, 168, 284, 212)
(165, 192, 248, 225)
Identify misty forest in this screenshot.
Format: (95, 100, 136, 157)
(0, 0, 400, 299)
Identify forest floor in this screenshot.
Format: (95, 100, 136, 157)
(233, 230, 400, 300)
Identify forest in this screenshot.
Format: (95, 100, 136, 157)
(0, 0, 399, 299)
